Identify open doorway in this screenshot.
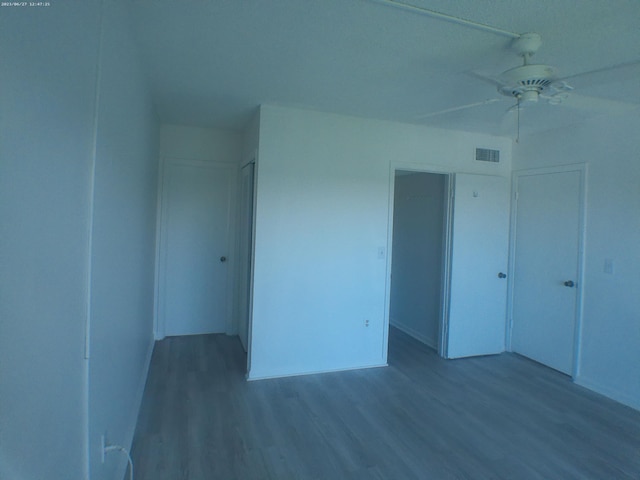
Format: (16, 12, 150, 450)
(389, 170, 450, 355)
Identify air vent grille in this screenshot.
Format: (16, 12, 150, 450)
(475, 148, 500, 163)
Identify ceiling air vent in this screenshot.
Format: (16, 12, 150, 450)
(475, 148, 500, 163)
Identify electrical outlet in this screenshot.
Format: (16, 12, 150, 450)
(364, 319, 370, 327)
(604, 258, 614, 274)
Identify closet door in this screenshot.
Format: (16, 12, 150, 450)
(511, 168, 584, 375)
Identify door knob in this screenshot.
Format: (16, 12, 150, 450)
(498, 272, 507, 279)
(564, 280, 575, 287)
(220, 256, 227, 263)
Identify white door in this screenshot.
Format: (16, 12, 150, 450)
(446, 174, 510, 358)
(511, 168, 583, 375)
(159, 161, 235, 337)
(238, 162, 255, 351)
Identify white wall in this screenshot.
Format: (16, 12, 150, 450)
(160, 124, 242, 162)
(390, 173, 445, 348)
(513, 111, 640, 410)
(0, 4, 101, 479)
(87, 3, 160, 480)
(0, 3, 164, 478)
(248, 105, 511, 379)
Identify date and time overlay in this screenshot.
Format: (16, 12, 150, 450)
(1, 2, 52, 7)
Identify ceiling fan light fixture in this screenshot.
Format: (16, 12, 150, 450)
(519, 89, 539, 103)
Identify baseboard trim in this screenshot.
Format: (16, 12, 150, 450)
(126, 337, 155, 448)
(247, 362, 388, 381)
(574, 375, 640, 411)
(391, 321, 436, 349)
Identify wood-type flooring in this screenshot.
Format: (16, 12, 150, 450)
(131, 327, 640, 479)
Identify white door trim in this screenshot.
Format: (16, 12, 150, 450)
(507, 163, 588, 379)
(242, 149, 258, 377)
(238, 162, 256, 355)
(152, 155, 166, 340)
(385, 162, 453, 361)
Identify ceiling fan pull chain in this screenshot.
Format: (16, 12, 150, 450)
(516, 99, 520, 144)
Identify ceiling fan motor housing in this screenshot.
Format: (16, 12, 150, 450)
(498, 64, 557, 101)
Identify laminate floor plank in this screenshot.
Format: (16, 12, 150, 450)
(131, 328, 640, 479)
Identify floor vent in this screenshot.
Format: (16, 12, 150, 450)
(475, 148, 500, 163)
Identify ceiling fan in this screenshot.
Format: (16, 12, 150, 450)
(420, 32, 636, 120)
(369, 0, 639, 137)
(482, 34, 638, 111)
(415, 32, 640, 139)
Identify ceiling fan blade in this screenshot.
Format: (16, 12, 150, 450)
(552, 93, 639, 114)
(547, 81, 574, 96)
(469, 70, 507, 88)
(561, 59, 640, 83)
(416, 98, 502, 119)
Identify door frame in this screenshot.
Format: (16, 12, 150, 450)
(153, 157, 238, 339)
(238, 152, 258, 374)
(506, 163, 588, 378)
(384, 162, 454, 360)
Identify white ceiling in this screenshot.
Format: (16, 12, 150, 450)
(130, 0, 640, 137)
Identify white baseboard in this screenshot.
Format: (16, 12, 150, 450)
(247, 362, 387, 381)
(109, 335, 155, 480)
(390, 321, 436, 349)
(574, 375, 640, 411)
(126, 336, 155, 448)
